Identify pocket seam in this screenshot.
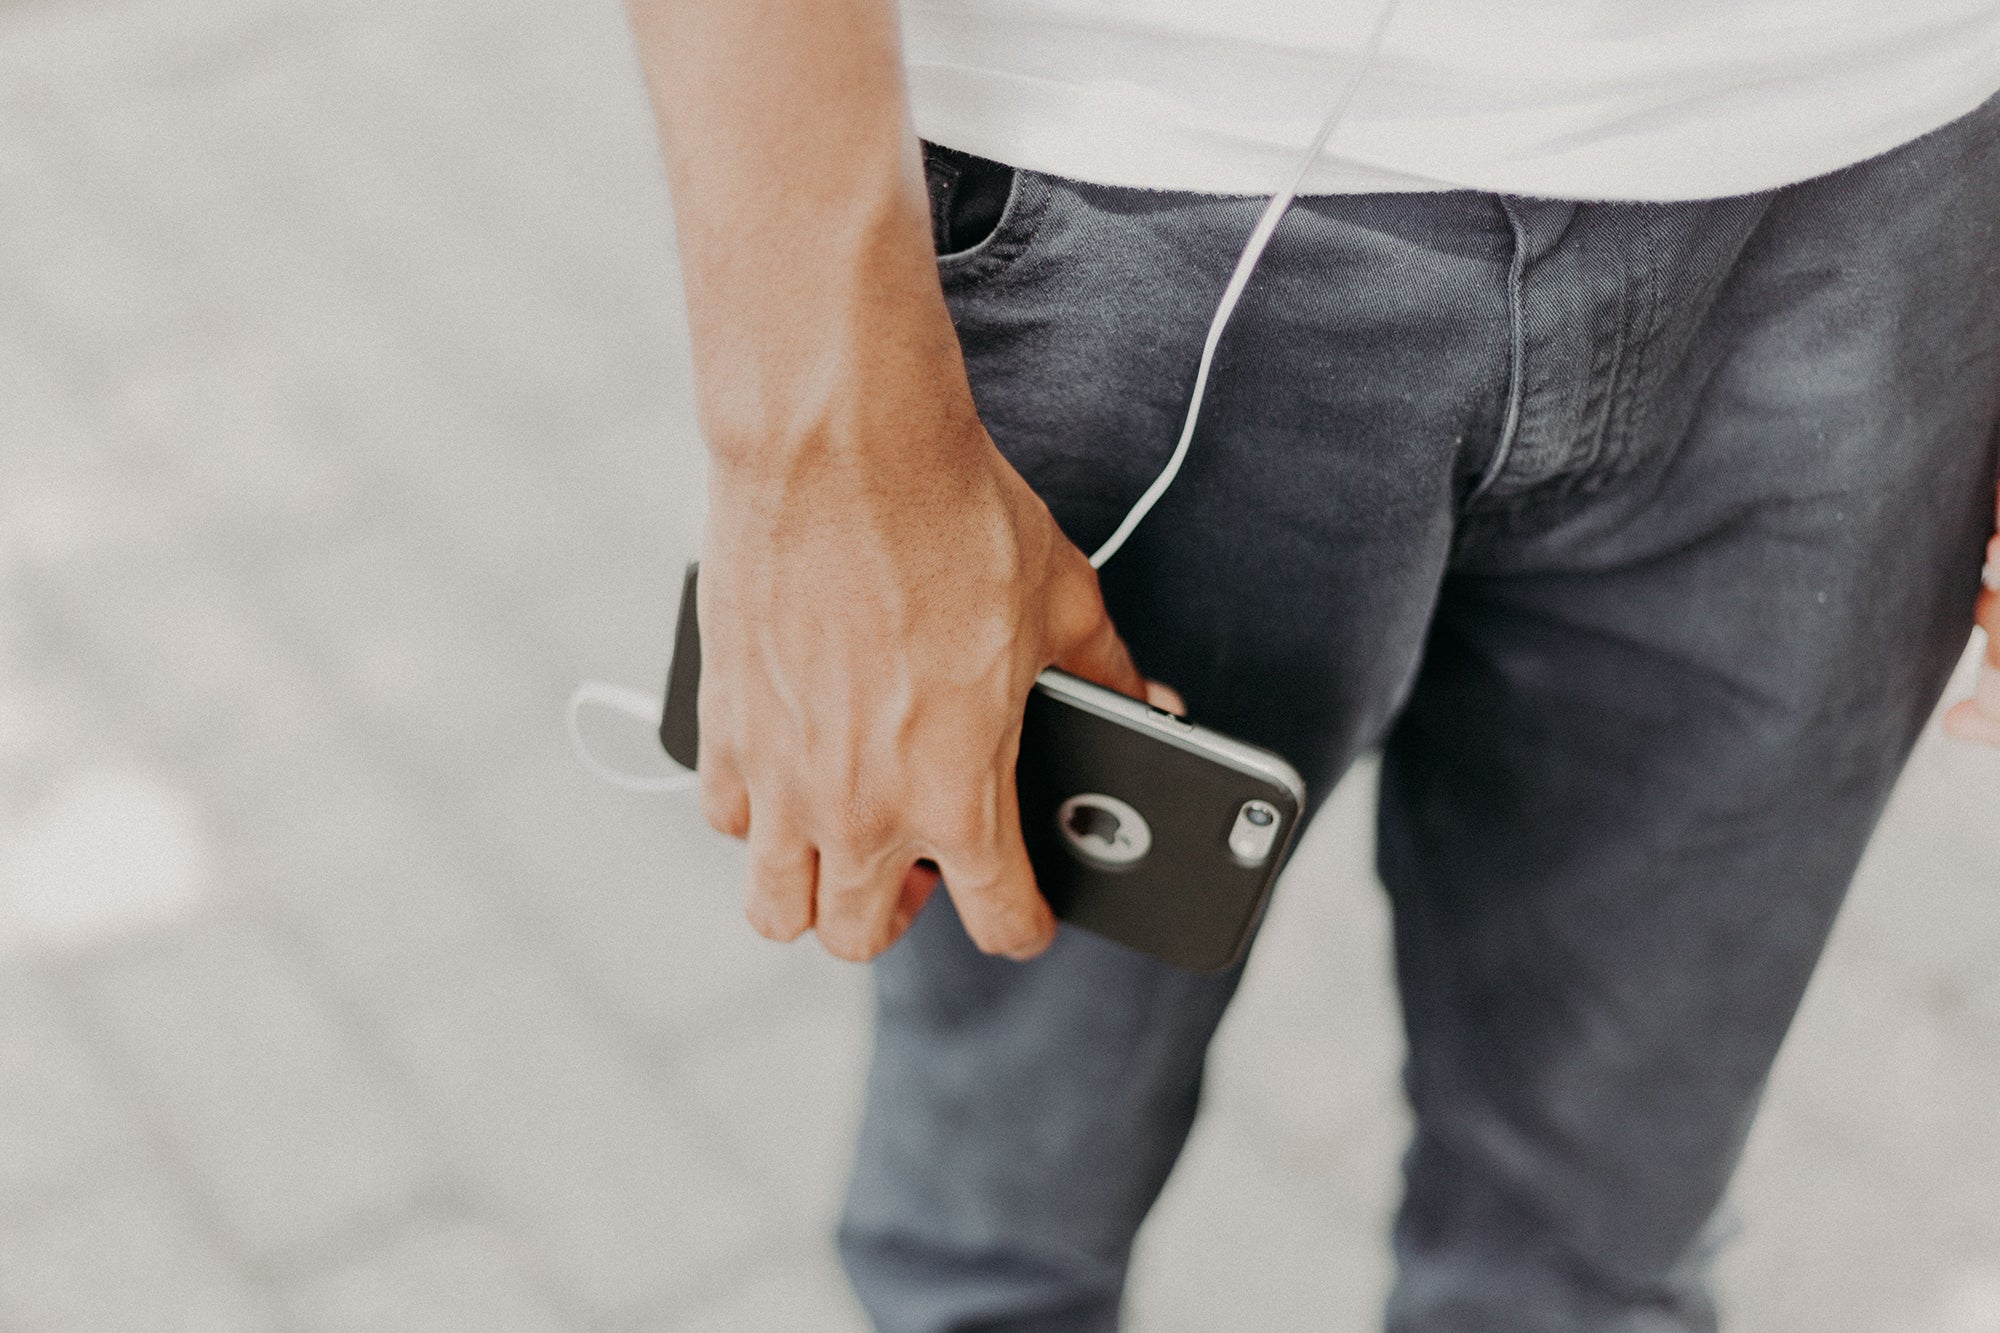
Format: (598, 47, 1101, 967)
(935, 165, 1050, 290)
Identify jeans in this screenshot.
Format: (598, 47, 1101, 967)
(840, 94, 2000, 1332)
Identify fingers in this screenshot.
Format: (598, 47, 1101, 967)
(1976, 586, 2000, 654)
(696, 678, 750, 838)
(744, 811, 817, 943)
(1046, 548, 1166, 707)
(1943, 690, 2000, 745)
(1056, 597, 1188, 716)
(1054, 606, 1149, 702)
(698, 750, 751, 839)
(891, 861, 942, 940)
(1043, 553, 1149, 701)
(743, 810, 947, 958)
(813, 839, 919, 962)
(931, 779, 1057, 960)
(740, 781, 1050, 963)
(1942, 581, 2000, 746)
(1978, 657, 2000, 716)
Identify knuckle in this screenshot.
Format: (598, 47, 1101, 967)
(745, 842, 808, 883)
(832, 792, 898, 852)
(921, 795, 997, 853)
(812, 866, 875, 912)
(747, 842, 804, 880)
(802, 772, 899, 856)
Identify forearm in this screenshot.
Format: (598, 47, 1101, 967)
(622, 0, 966, 473)
(620, 0, 1149, 966)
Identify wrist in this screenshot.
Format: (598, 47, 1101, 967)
(698, 310, 981, 486)
(704, 391, 990, 509)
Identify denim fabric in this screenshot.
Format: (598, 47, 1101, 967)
(840, 104, 2000, 1333)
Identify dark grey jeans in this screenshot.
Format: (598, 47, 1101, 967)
(841, 96, 2000, 1333)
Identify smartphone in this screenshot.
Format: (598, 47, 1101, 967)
(659, 563, 1305, 972)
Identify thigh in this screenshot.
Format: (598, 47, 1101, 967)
(944, 169, 1517, 788)
(1377, 96, 2000, 1329)
(841, 164, 1515, 1329)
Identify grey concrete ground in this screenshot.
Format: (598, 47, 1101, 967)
(1, 0, 1997, 1328)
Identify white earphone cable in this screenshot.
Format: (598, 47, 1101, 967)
(1087, 0, 1401, 569)
(566, 680, 702, 793)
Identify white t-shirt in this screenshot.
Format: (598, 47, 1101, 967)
(900, 0, 2000, 200)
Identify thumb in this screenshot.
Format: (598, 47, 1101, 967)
(1052, 604, 1149, 703)
(1045, 551, 1149, 702)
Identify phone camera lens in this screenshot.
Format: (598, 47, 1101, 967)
(1228, 800, 1281, 866)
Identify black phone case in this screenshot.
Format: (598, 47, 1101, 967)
(658, 563, 1304, 972)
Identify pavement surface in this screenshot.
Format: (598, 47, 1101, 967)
(1, 0, 1998, 1328)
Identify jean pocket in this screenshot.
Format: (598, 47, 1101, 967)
(922, 142, 1048, 286)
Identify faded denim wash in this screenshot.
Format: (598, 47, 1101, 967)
(839, 94, 2000, 1332)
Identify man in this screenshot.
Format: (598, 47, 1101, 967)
(620, 0, 2000, 1327)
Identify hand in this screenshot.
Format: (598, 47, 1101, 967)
(1943, 533, 2000, 745)
(620, 0, 1181, 962)
(695, 394, 1176, 964)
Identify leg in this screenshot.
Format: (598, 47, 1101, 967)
(841, 896, 1248, 1332)
(840, 162, 1514, 1330)
(1377, 97, 2000, 1331)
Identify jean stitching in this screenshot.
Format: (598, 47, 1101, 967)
(1572, 204, 1631, 486)
(1595, 206, 1672, 493)
(937, 168, 1049, 288)
(933, 160, 1014, 264)
(1466, 197, 1530, 505)
(1612, 209, 1665, 487)
(922, 146, 962, 255)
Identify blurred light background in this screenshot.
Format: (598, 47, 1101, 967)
(2, 0, 1999, 1328)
